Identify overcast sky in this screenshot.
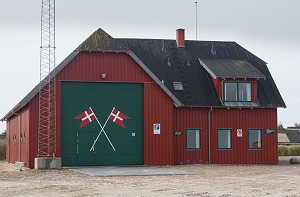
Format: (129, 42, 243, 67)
(0, 0, 299, 133)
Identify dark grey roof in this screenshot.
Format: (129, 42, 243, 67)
(199, 58, 266, 79)
(287, 127, 300, 131)
(0, 133, 5, 140)
(117, 38, 286, 108)
(1, 28, 286, 120)
(279, 129, 300, 143)
(286, 131, 300, 143)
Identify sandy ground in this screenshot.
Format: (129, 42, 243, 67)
(1, 158, 300, 197)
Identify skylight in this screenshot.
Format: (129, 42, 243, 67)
(173, 82, 184, 91)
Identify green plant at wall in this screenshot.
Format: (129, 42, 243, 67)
(278, 145, 300, 156)
(0, 139, 6, 160)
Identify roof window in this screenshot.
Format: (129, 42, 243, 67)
(173, 82, 184, 91)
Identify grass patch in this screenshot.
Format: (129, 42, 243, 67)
(0, 139, 6, 160)
(279, 145, 300, 156)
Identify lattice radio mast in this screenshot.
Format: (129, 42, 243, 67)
(37, 0, 56, 157)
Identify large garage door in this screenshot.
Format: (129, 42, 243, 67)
(61, 82, 143, 166)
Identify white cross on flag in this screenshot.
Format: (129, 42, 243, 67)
(109, 108, 130, 128)
(74, 108, 96, 128)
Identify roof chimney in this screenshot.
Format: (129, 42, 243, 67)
(176, 29, 185, 47)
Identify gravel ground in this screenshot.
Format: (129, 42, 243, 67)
(1, 158, 300, 197)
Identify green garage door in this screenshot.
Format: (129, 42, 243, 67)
(61, 82, 143, 166)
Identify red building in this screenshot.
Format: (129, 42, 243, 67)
(1, 28, 285, 168)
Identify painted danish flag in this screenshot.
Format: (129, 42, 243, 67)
(74, 108, 96, 128)
(109, 108, 130, 128)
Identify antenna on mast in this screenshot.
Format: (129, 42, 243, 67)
(195, 1, 198, 41)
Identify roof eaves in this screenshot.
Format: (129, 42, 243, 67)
(1, 50, 80, 121)
(1, 103, 22, 121)
(79, 49, 130, 53)
(199, 58, 218, 79)
(128, 52, 183, 107)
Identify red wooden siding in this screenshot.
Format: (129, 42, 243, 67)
(56, 52, 153, 83)
(210, 108, 278, 164)
(20, 108, 30, 166)
(6, 107, 30, 167)
(174, 108, 209, 164)
(174, 107, 278, 164)
(212, 78, 222, 98)
(144, 83, 174, 165)
(28, 95, 39, 168)
(7, 117, 18, 164)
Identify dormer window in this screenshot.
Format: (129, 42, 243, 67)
(199, 57, 266, 106)
(224, 82, 251, 102)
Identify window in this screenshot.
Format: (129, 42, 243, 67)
(218, 129, 232, 149)
(248, 129, 262, 149)
(186, 129, 200, 149)
(173, 82, 184, 91)
(224, 82, 251, 101)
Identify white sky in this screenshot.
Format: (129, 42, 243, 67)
(0, 0, 299, 133)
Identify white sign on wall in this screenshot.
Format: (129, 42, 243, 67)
(237, 129, 243, 137)
(153, 123, 161, 135)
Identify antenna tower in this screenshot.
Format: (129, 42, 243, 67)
(195, 1, 198, 41)
(38, 0, 56, 157)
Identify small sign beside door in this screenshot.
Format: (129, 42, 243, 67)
(237, 129, 243, 137)
(154, 123, 161, 135)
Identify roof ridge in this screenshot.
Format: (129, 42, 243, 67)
(77, 28, 128, 52)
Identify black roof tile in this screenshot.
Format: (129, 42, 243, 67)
(117, 38, 285, 108)
(200, 58, 266, 79)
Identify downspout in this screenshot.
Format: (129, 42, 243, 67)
(208, 107, 213, 164)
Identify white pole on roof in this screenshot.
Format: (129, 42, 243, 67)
(195, 1, 198, 41)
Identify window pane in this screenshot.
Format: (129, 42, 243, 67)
(173, 82, 184, 91)
(225, 83, 237, 101)
(239, 83, 251, 101)
(218, 129, 232, 149)
(248, 129, 262, 149)
(187, 129, 200, 149)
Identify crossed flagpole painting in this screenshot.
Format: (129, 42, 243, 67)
(74, 107, 130, 152)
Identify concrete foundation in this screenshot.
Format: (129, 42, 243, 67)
(14, 162, 25, 170)
(34, 157, 62, 169)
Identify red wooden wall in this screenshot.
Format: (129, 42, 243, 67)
(174, 108, 209, 164)
(6, 107, 30, 167)
(144, 83, 174, 165)
(9, 51, 278, 168)
(210, 108, 278, 164)
(26, 51, 175, 168)
(174, 107, 277, 164)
